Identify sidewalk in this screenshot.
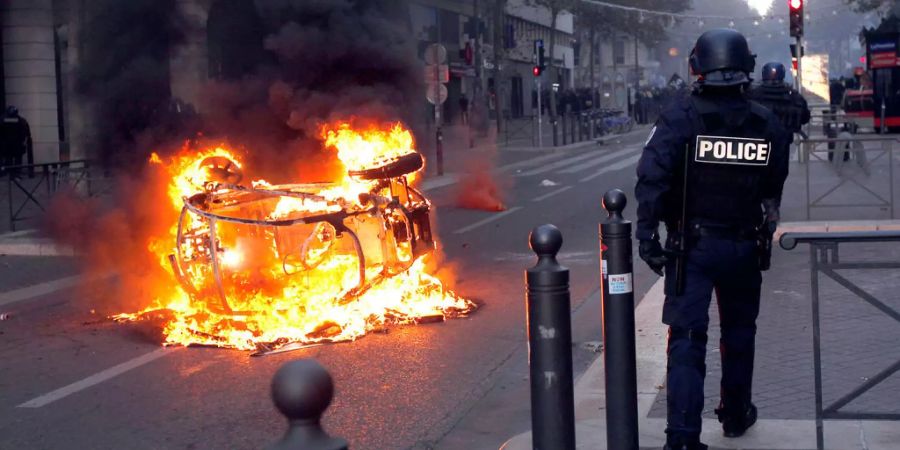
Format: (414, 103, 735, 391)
(502, 220, 900, 449)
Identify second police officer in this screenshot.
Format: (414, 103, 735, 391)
(748, 62, 811, 143)
(635, 29, 790, 450)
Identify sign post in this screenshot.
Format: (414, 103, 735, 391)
(425, 43, 448, 175)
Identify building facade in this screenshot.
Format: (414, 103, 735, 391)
(2, 0, 657, 163)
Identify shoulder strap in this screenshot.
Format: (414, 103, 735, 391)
(747, 100, 772, 133)
(689, 95, 725, 134)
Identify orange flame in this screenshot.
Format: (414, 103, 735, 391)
(115, 121, 474, 351)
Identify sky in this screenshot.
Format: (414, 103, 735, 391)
(746, 0, 774, 15)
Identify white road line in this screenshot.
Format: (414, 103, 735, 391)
(498, 152, 572, 173)
(579, 153, 642, 183)
(418, 151, 581, 192)
(556, 145, 642, 174)
(532, 186, 573, 202)
(515, 151, 608, 177)
(452, 206, 524, 234)
(0, 274, 92, 307)
(0, 229, 38, 238)
(18, 347, 179, 408)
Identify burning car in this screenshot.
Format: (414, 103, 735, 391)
(173, 151, 433, 315)
(117, 122, 475, 353)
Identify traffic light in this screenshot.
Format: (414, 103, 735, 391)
(533, 39, 546, 77)
(789, 0, 803, 37)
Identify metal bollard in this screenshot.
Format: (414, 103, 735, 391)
(526, 224, 576, 449)
(599, 189, 639, 450)
(552, 118, 559, 147)
(267, 359, 349, 450)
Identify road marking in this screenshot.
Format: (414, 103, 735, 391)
(419, 174, 460, 192)
(18, 347, 179, 408)
(418, 151, 586, 192)
(532, 186, 573, 202)
(0, 274, 97, 307)
(452, 206, 524, 234)
(498, 152, 573, 173)
(0, 229, 37, 238)
(579, 153, 642, 183)
(516, 151, 608, 176)
(556, 145, 641, 174)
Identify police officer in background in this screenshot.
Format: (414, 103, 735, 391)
(1, 106, 32, 169)
(635, 29, 790, 450)
(748, 62, 810, 142)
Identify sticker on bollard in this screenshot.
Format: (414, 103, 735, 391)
(608, 273, 632, 294)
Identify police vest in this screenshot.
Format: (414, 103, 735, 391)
(678, 96, 773, 227)
(749, 83, 803, 132)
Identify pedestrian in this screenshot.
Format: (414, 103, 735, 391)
(0, 105, 32, 170)
(634, 29, 790, 450)
(458, 94, 469, 125)
(747, 62, 811, 144)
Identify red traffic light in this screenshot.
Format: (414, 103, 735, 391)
(533, 66, 542, 77)
(789, 0, 803, 37)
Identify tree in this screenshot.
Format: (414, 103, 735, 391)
(845, 0, 894, 14)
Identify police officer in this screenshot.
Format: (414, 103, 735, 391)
(0, 106, 32, 169)
(635, 29, 790, 450)
(747, 62, 811, 142)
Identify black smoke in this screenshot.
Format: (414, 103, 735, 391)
(76, 0, 186, 168)
(76, 0, 421, 179)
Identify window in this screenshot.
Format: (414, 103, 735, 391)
(614, 39, 625, 65)
(439, 9, 458, 45)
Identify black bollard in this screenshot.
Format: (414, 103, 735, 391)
(599, 189, 639, 450)
(552, 118, 559, 147)
(526, 224, 576, 449)
(267, 359, 349, 450)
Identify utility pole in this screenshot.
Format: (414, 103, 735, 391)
(633, 33, 639, 118)
(492, 0, 505, 134)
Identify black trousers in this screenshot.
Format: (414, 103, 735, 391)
(662, 236, 761, 443)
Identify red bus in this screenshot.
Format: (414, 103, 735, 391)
(866, 30, 900, 132)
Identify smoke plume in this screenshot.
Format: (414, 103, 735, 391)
(49, 0, 423, 312)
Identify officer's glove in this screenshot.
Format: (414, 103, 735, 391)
(639, 239, 668, 277)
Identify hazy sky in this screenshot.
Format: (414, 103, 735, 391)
(746, 0, 773, 15)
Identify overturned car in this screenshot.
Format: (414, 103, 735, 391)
(169, 152, 435, 316)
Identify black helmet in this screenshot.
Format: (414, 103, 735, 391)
(689, 29, 756, 86)
(5, 105, 18, 117)
(761, 62, 786, 84)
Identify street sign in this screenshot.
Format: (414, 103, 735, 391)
(426, 83, 448, 105)
(425, 64, 450, 83)
(424, 43, 447, 65)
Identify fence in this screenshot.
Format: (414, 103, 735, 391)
(798, 135, 899, 220)
(2, 159, 95, 231)
(780, 231, 900, 450)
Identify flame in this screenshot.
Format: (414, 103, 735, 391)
(115, 121, 474, 351)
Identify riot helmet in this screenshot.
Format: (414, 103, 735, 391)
(5, 105, 18, 117)
(761, 62, 786, 84)
(689, 29, 756, 87)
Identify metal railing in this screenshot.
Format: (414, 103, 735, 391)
(798, 136, 899, 219)
(780, 231, 900, 450)
(2, 159, 93, 231)
(502, 115, 537, 147)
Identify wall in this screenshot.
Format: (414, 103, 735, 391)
(2, 0, 61, 163)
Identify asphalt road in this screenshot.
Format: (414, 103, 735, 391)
(0, 127, 660, 450)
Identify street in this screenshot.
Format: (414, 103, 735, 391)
(0, 128, 659, 450)
(4, 1, 899, 449)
